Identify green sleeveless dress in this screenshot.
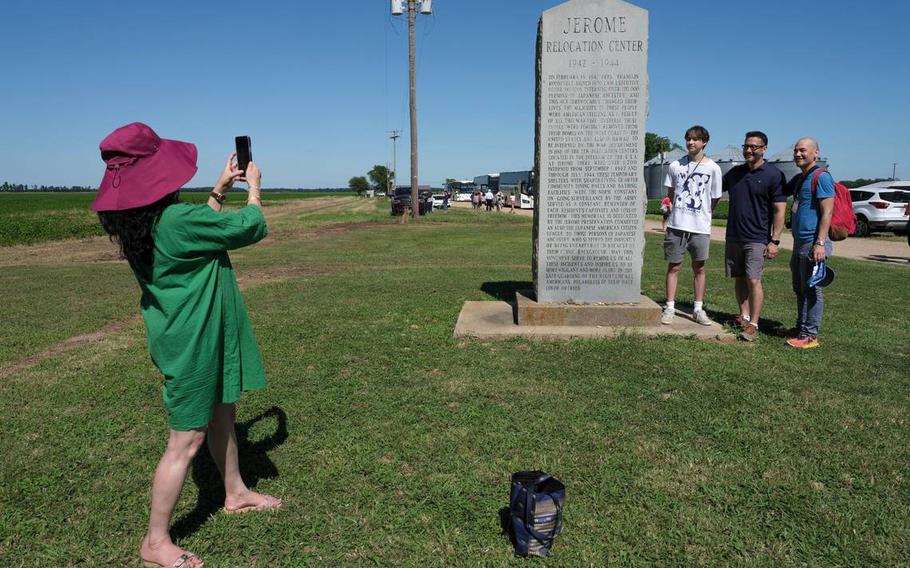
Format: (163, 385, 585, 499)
(137, 203, 268, 430)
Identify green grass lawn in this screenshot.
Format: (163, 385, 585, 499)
(1, 199, 908, 566)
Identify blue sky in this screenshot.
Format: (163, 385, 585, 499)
(2, 0, 908, 188)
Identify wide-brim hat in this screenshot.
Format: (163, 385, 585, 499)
(91, 122, 197, 211)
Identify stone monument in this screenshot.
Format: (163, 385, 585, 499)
(521, 0, 657, 325)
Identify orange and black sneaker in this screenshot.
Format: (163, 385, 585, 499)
(786, 335, 819, 349)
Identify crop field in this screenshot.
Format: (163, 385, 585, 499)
(1, 197, 908, 566)
(0, 191, 349, 246)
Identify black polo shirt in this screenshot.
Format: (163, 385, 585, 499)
(723, 161, 787, 243)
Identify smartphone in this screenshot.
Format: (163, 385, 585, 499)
(235, 136, 252, 172)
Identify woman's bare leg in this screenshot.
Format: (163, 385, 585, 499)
(140, 428, 206, 567)
(207, 403, 282, 512)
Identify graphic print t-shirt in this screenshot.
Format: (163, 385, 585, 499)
(664, 156, 723, 234)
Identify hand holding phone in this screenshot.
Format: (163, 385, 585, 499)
(235, 135, 252, 173)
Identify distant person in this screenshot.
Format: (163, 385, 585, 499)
(785, 137, 834, 349)
(92, 123, 281, 568)
(509, 192, 516, 213)
(659, 195, 671, 230)
(471, 191, 479, 209)
(722, 131, 787, 341)
(661, 125, 723, 326)
(495, 191, 504, 211)
(485, 189, 494, 211)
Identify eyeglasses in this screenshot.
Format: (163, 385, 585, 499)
(742, 144, 766, 151)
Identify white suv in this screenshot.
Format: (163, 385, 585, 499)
(849, 181, 910, 236)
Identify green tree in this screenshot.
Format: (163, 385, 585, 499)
(645, 132, 680, 162)
(348, 175, 370, 195)
(368, 165, 394, 194)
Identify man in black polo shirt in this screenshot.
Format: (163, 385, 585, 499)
(722, 131, 787, 341)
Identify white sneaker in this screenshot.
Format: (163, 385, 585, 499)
(694, 309, 712, 326)
(660, 307, 674, 325)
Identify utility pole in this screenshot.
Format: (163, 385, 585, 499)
(388, 130, 400, 196)
(892, 162, 898, 181)
(392, 0, 431, 219)
(407, 0, 419, 218)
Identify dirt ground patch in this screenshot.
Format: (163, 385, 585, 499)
(0, 316, 139, 380)
(0, 236, 120, 268)
(234, 264, 337, 289)
(0, 197, 366, 268)
(267, 220, 389, 242)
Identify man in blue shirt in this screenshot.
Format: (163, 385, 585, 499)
(786, 137, 835, 349)
(722, 131, 787, 342)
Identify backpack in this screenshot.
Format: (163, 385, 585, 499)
(809, 169, 855, 241)
(508, 471, 565, 557)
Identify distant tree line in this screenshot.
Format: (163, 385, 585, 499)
(1, 182, 349, 193)
(1, 182, 95, 192)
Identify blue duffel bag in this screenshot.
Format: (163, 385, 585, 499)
(508, 471, 565, 557)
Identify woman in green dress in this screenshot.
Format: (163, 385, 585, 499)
(93, 123, 281, 568)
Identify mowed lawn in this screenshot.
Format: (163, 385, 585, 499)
(1, 197, 908, 566)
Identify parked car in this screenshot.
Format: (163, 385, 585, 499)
(849, 181, 910, 236)
(431, 194, 449, 209)
(453, 192, 473, 202)
(390, 187, 432, 216)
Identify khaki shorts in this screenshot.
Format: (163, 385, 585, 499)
(725, 241, 766, 279)
(664, 228, 710, 263)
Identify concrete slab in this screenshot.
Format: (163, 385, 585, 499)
(454, 301, 736, 342)
(516, 290, 662, 327)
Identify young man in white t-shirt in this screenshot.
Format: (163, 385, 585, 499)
(661, 125, 723, 325)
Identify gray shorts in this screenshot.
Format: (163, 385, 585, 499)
(725, 241, 766, 279)
(663, 228, 710, 263)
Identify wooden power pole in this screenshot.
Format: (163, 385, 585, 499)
(407, 0, 419, 218)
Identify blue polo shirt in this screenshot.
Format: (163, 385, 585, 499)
(791, 167, 835, 243)
(722, 161, 787, 243)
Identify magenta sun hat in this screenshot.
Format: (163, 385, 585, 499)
(91, 122, 198, 211)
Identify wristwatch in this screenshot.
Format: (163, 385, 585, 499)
(770, 239, 780, 246)
(814, 239, 825, 246)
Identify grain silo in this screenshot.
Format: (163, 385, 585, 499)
(767, 150, 828, 183)
(643, 148, 685, 199)
(709, 145, 745, 178)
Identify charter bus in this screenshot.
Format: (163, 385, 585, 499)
(473, 174, 499, 195)
(445, 180, 476, 202)
(498, 170, 535, 209)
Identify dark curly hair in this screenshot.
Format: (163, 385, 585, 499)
(97, 192, 180, 281)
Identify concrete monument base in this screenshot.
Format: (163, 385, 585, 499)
(454, 295, 735, 342)
(516, 290, 661, 327)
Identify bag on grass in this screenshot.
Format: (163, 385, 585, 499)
(508, 471, 565, 557)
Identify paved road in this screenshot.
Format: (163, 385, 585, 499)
(450, 201, 910, 265)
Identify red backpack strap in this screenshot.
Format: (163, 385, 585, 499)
(809, 168, 828, 194)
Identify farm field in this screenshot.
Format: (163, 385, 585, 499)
(0, 191, 349, 246)
(1, 197, 908, 566)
